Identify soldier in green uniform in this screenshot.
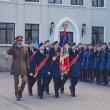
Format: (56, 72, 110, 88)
(7, 36, 28, 101)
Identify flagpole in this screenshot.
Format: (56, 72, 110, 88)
(59, 22, 70, 75)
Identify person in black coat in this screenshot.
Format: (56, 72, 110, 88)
(100, 43, 108, 85)
(30, 43, 48, 99)
(69, 43, 80, 97)
(107, 43, 110, 81)
(44, 40, 53, 95)
(27, 41, 37, 96)
(82, 44, 88, 82)
(51, 41, 61, 98)
(86, 44, 95, 83)
(78, 43, 83, 81)
(94, 46, 101, 85)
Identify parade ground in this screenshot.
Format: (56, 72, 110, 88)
(0, 72, 110, 110)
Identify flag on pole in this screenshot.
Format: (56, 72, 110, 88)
(59, 26, 70, 75)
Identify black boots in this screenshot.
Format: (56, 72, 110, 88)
(70, 86, 76, 97)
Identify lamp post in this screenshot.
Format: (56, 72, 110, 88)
(82, 23, 86, 37)
(50, 22, 55, 36)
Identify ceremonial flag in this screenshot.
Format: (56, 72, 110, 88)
(59, 27, 70, 75)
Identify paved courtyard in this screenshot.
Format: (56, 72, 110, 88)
(0, 72, 110, 110)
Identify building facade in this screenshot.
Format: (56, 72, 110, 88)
(0, 0, 110, 71)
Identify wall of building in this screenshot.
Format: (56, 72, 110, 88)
(0, 0, 110, 71)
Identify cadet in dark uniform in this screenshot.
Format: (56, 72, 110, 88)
(7, 36, 28, 101)
(69, 43, 80, 97)
(86, 44, 94, 83)
(44, 40, 53, 95)
(100, 43, 108, 85)
(94, 46, 101, 85)
(27, 41, 37, 96)
(107, 43, 110, 81)
(30, 43, 48, 99)
(82, 44, 88, 82)
(51, 41, 61, 98)
(78, 43, 83, 81)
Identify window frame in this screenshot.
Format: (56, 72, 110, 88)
(92, 0, 104, 7)
(48, 0, 62, 4)
(92, 26, 104, 45)
(25, 0, 39, 2)
(25, 23, 39, 44)
(0, 0, 16, 3)
(0, 22, 15, 45)
(71, 0, 84, 5)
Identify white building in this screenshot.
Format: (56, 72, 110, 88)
(0, 0, 110, 70)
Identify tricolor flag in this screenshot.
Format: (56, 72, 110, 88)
(59, 27, 70, 75)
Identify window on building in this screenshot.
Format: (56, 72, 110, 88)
(0, 23, 15, 44)
(92, 26, 104, 45)
(48, 0, 62, 4)
(25, 0, 39, 2)
(92, 0, 104, 7)
(0, 0, 16, 1)
(71, 0, 83, 5)
(25, 24, 39, 44)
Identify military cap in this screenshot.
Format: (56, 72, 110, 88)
(53, 41, 58, 46)
(44, 40, 50, 44)
(15, 36, 23, 41)
(39, 43, 44, 47)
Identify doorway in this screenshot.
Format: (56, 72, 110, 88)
(60, 31, 73, 44)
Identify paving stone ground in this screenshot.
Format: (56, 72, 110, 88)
(0, 72, 110, 110)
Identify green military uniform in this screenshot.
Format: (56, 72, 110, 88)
(7, 45, 28, 100)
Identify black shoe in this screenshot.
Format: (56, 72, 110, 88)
(60, 90, 64, 94)
(39, 96, 44, 99)
(69, 86, 72, 93)
(19, 94, 22, 98)
(18, 90, 22, 98)
(60, 87, 64, 94)
(29, 93, 33, 96)
(18, 92, 22, 98)
(45, 91, 50, 95)
(71, 94, 76, 97)
(55, 95, 59, 98)
(16, 97, 21, 101)
(60, 88, 64, 94)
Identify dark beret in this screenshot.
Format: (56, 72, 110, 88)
(39, 43, 44, 47)
(53, 41, 58, 46)
(44, 40, 50, 44)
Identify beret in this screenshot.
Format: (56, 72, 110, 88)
(44, 40, 50, 44)
(39, 43, 44, 47)
(53, 41, 58, 46)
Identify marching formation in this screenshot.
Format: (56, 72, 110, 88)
(7, 35, 110, 101)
